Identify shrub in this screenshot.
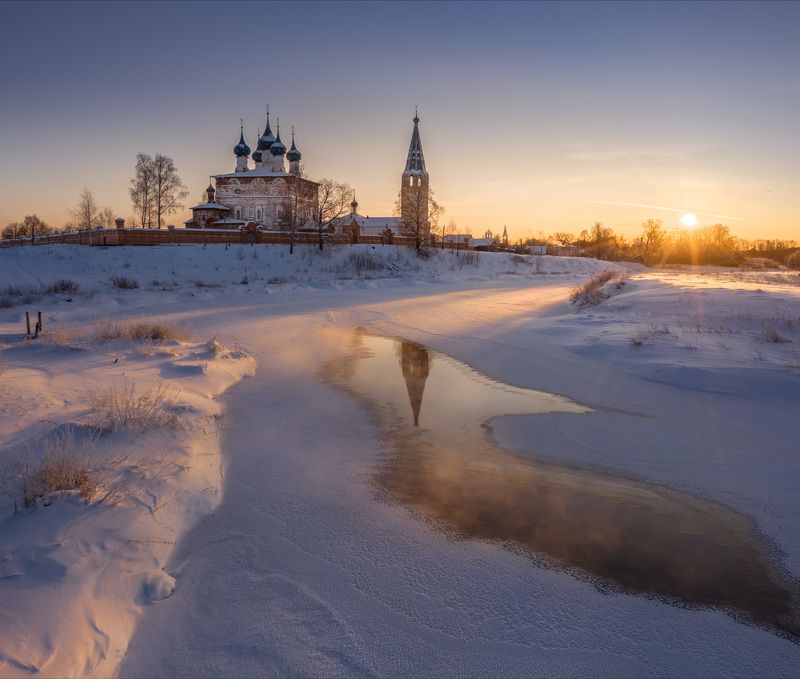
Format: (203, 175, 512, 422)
(2, 429, 101, 510)
(1, 284, 40, 305)
(88, 379, 181, 433)
(571, 269, 626, 306)
(760, 326, 790, 344)
(45, 279, 80, 294)
(350, 250, 385, 273)
(126, 321, 189, 342)
(787, 250, 800, 270)
(208, 337, 224, 356)
(94, 319, 189, 342)
(111, 275, 139, 289)
(458, 250, 479, 268)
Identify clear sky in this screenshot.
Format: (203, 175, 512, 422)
(1, 0, 798, 240)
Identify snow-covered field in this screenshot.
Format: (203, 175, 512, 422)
(1, 244, 798, 677)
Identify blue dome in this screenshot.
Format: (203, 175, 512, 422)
(233, 129, 250, 157)
(270, 136, 286, 156)
(287, 130, 301, 161)
(258, 127, 274, 151)
(252, 150, 263, 162)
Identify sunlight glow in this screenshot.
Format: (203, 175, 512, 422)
(681, 213, 698, 228)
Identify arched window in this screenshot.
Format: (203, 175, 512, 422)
(257, 209, 262, 221)
(408, 176, 413, 187)
(236, 208, 241, 219)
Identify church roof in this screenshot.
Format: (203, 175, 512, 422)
(212, 167, 319, 182)
(338, 213, 401, 234)
(212, 217, 248, 225)
(404, 111, 427, 174)
(190, 202, 229, 210)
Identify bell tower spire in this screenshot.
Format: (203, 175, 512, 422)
(404, 107, 427, 174)
(400, 109, 430, 241)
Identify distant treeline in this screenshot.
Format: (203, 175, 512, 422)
(518, 220, 799, 269)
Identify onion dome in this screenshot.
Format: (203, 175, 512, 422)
(206, 182, 215, 200)
(252, 150, 263, 163)
(269, 121, 287, 156)
(258, 109, 275, 151)
(233, 123, 250, 157)
(286, 127, 301, 161)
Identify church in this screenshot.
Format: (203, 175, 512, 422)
(187, 111, 431, 244)
(186, 110, 318, 231)
(334, 111, 430, 241)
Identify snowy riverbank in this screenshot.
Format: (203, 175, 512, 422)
(1, 245, 798, 676)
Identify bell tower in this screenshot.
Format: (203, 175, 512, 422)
(400, 109, 430, 233)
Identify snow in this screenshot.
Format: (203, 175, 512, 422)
(1, 244, 798, 676)
(212, 168, 294, 179)
(188, 202, 229, 210)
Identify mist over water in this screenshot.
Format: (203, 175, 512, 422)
(323, 331, 800, 641)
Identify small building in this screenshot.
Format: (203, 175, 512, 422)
(442, 234, 471, 245)
(469, 237, 495, 251)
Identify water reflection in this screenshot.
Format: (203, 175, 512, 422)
(400, 342, 429, 426)
(323, 331, 799, 641)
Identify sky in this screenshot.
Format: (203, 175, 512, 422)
(1, 0, 798, 241)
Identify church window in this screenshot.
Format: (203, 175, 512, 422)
(257, 209, 262, 221)
(236, 208, 241, 219)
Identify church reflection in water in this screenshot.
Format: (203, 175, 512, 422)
(400, 342, 429, 427)
(323, 331, 800, 642)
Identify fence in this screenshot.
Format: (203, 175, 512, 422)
(0, 227, 420, 249)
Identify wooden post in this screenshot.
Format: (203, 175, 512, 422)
(25, 311, 31, 336)
(37, 311, 42, 333)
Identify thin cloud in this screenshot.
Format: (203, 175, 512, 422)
(586, 201, 782, 228)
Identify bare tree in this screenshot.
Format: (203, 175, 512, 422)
(152, 154, 188, 228)
(551, 231, 576, 246)
(97, 206, 116, 228)
(2, 222, 23, 239)
(23, 214, 50, 238)
(286, 179, 306, 254)
(395, 185, 442, 252)
(640, 218, 667, 264)
(314, 178, 351, 250)
(129, 153, 155, 228)
(70, 189, 99, 229)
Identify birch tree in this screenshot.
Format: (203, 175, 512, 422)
(70, 188, 99, 229)
(395, 185, 442, 252)
(129, 153, 155, 228)
(152, 154, 188, 228)
(314, 178, 351, 250)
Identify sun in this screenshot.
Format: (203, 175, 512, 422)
(681, 213, 698, 227)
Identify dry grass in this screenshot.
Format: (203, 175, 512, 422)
(208, 337, 224, 356)
(111, 275, 139, 289)
(760, 326, 790, 344)
(94, 319, 189, 342)
(45, 279, 80, 294)
(571, 269, 626, 306)
(2, 429, 102, 510)
(40, 324, 81, 345)
(88, 378, 181, 433)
